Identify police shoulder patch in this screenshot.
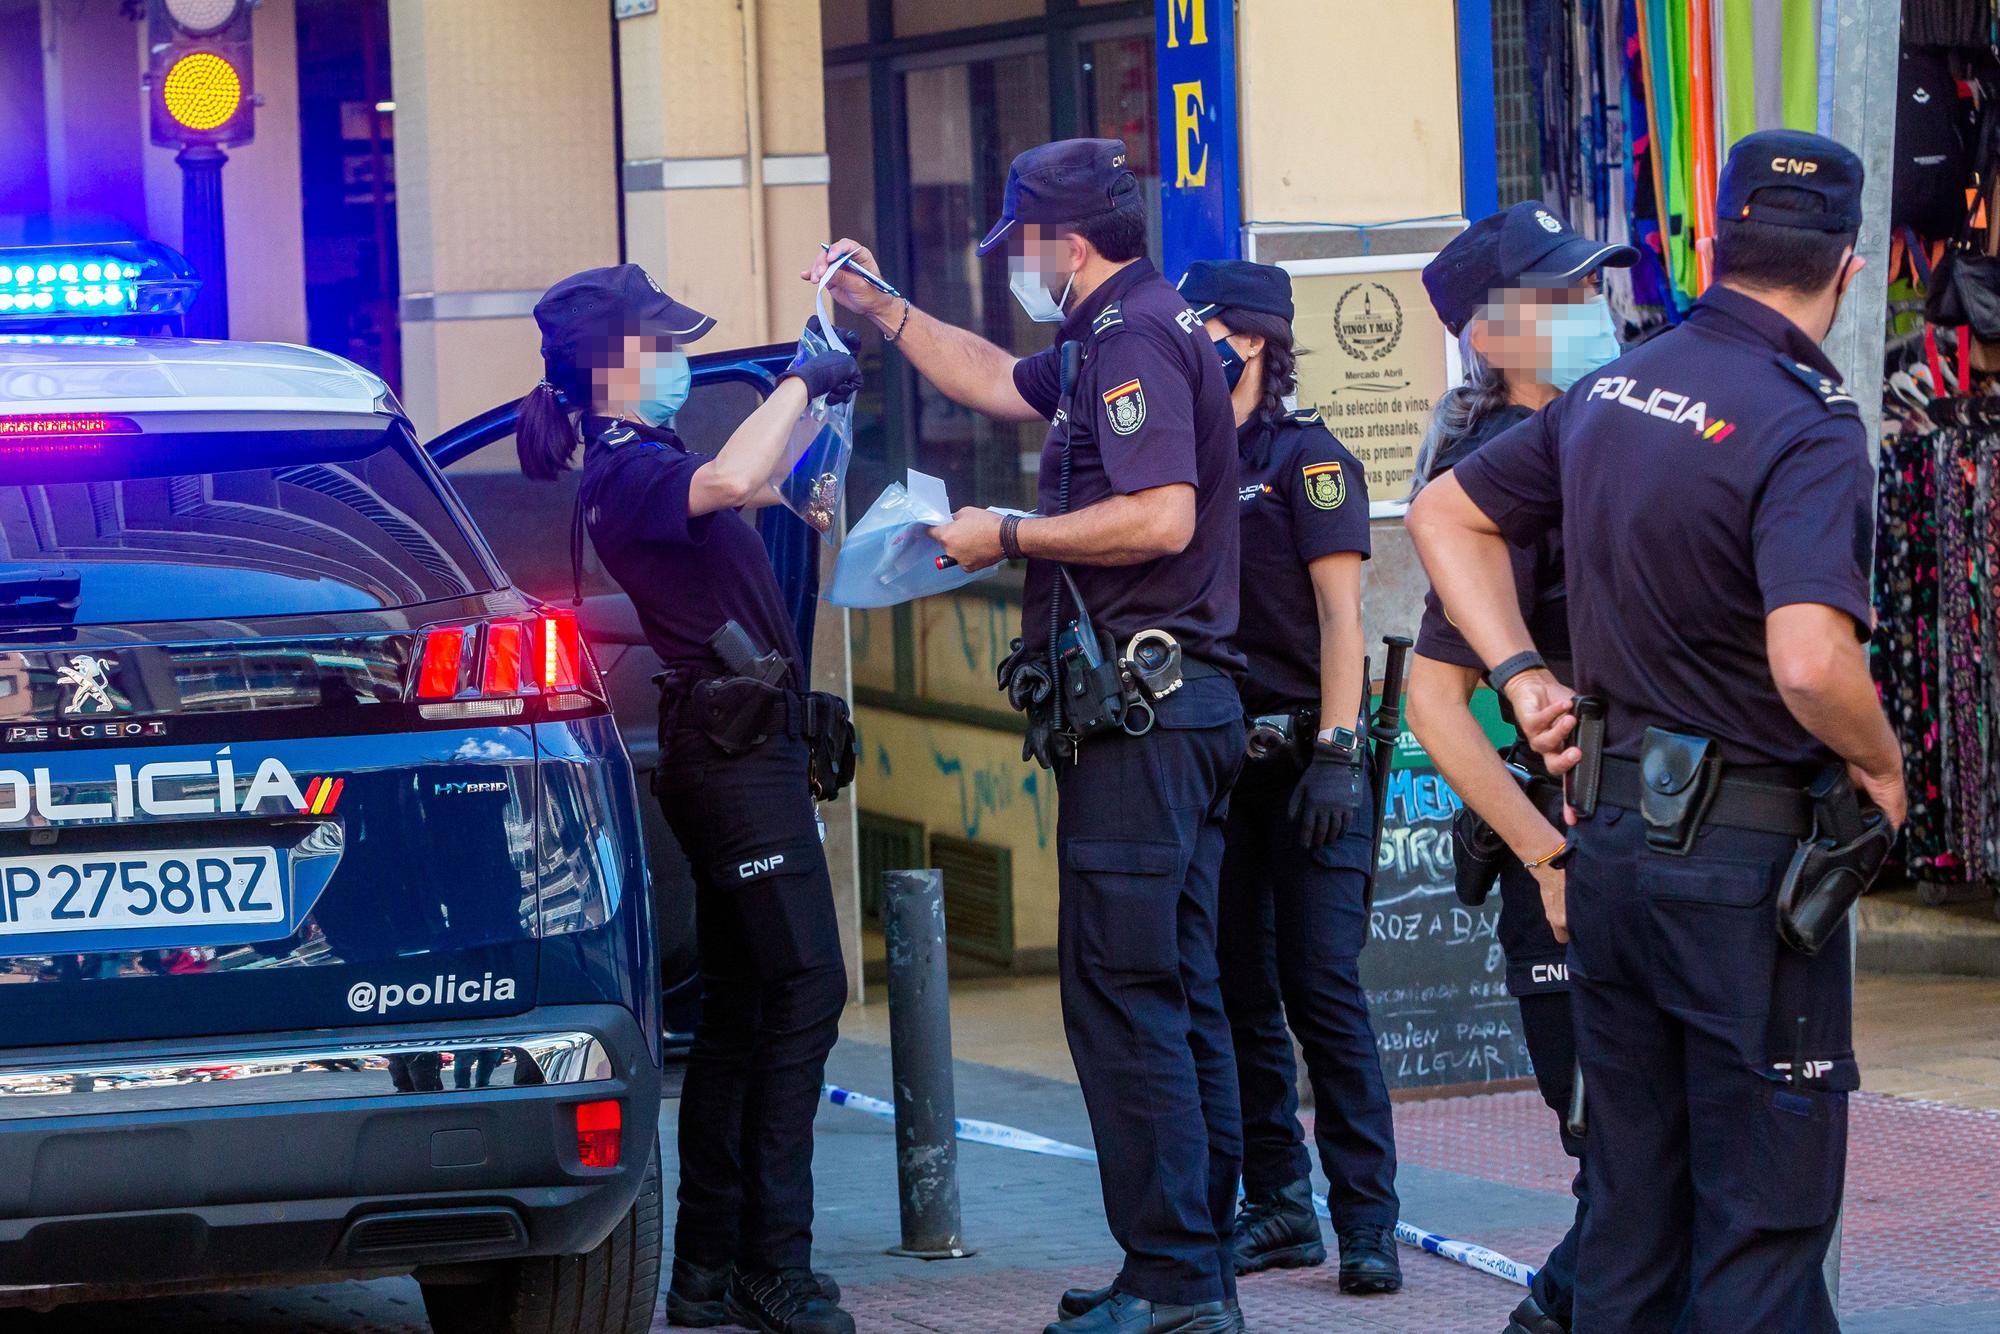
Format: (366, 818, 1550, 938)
(1102, 378, 1147, 436)
(1778, 357, 1859, 414)
(1091, 301, 1125, 339)
(1282, 407, 1324, 426)
(1302, 460, 1346, 510)
(600, 422, 640, 448)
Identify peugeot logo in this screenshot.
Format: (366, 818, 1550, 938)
(55, 653, 119, 715)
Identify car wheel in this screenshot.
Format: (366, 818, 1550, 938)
(421, 1137, 662, 1334)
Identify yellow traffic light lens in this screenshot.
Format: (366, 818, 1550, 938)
(163, 52, 241, 133)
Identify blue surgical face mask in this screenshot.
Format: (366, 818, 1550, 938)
(1213, 335, 1247, 390)
(636, 349, 691, 426)
(1544, 297, 1621, 391)
(1009, 262, 1074, 324)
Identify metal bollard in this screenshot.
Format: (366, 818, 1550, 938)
(880, 869, 973, 1259)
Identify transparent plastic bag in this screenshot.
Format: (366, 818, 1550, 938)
(776, 257, 860, 540)
(826, 470, 1005, 608)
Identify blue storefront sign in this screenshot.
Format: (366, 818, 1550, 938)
(1155, 0, 1241, 281)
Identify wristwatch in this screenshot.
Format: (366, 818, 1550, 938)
(1317, 725, 1363, 764)
(1487, 650, 1548, 696)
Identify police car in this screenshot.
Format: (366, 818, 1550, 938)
(0, 242, 690, 1331)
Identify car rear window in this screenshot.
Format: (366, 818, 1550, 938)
(0, 422, 496, 625)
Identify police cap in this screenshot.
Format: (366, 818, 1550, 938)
(534, 264, 715, 369)
(976, 138, 1138, 255)
(1716, 129, 1864, 232)
(1177, 260, 1294, 322)
(1422, 201, 1638, 334)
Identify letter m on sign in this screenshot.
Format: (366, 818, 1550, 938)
(1167, 0, 1207, 47)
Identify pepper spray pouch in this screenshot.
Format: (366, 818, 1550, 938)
(1637, 726, 1722, 855)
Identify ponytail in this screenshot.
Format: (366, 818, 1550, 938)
(517, 379, 581, 481)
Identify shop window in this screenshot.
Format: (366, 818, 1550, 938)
(901, 49, 1052, 512)
(823, 0, 870, 48)
(1492, 0, 1542, 208)
(894, 0, 1044, 40)
(824, 67, 892, 524)
(1079, 29, 1162, 265)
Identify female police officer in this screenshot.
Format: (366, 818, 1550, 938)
(1403, 204, 1631, 1334)
(1175, 261, 1403, 1297)
(521, 264, 861, 1334)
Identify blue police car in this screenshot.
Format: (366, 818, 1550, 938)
(0, 242, 805, 1331)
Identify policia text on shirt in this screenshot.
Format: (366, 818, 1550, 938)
(812, 137, 1248, 1334)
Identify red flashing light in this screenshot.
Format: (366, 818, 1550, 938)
(0, 415, 141, 437)
(414, 626, 466, 699)
(574, 1099, 622, 1168)
(540, 609, 583, 692)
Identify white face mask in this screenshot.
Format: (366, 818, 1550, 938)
(1009, 264, 1074, 324)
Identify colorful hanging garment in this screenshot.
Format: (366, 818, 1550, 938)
(1874, 428, 1952, 876)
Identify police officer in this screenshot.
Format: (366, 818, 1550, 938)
(520, 265, 863, 1334)
(1407, 132, 1906, 1332)
(1403, 202, 1636, 1334)
(811, 139, 1246, 1334)
(1173, 260, 1403, 1296)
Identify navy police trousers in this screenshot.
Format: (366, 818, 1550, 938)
(1216, 755, 1399, 1229)
(1567, 803, 1852, 1333)
(1495, 858, 1589, 1327)
(1054, 673, 1246, 1306)
(656, 725, 848, 1273)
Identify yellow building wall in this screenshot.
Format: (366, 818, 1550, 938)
(1237, 0, 1464, 225)
(854, 705, 1059, 955)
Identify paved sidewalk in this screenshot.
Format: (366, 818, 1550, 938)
(18, 975, 2000, 1331)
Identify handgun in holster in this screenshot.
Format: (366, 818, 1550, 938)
(693, 620, 793, 756)
(1776, 765, 1894, 955)
(1451, 756, 1563, 906)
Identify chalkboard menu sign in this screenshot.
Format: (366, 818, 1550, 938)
(1360, 690, 1536, 1092)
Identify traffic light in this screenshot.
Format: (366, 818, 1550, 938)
(147, 0, 256, 149)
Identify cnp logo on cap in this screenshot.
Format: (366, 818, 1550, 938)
(1717, 128, 1862, 232)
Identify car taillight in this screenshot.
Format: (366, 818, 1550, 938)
(411, 609, 598, 720)
(574, 1099, 621, 1169)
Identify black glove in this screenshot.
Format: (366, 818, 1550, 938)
(1289, 740, 1368, 849)
(1023, 715, 1064, 771)
(786, 350, 862, 405)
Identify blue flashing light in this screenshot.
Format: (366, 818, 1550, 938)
(0, 242, 199, 325)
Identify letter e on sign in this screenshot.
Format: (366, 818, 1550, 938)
(1174, 81, 1207, 187)
(1167, 0, 1207, 47)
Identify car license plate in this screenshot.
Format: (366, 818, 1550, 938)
(0, 847, 282, 936)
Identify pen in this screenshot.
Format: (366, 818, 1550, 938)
(820, 242, 901, 298)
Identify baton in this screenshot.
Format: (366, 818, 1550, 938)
(819, 242, 901, 298)
(1365, 635, 1413, 913)
(1566, 1056, 1587, 1138)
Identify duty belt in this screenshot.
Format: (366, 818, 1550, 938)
(1597, 755, 1813, 839)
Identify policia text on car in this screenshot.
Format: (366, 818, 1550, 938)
(1408, 130, 1903, 1333)
(519, 265, 864, 1334)
(814, 138, 1252, 1334)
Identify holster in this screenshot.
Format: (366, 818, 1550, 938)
(1567, 695, 1607, 818)
(1776, 766, 1895, 955)
(803, 691, 858, 802)
(1638, 726, 1721, 855)
(690, 676, 789, 757)
(1452, 807, 1511, 906)
(1059, 625, 1132, 741)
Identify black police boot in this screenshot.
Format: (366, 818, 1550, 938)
(1043, 1291, 1243, 1334)
(1502, 1292, 1568, 1334)
(1056, 1283, 1114, 1320)
(1230, 1176, 1326, 1274)
(667, 1258, 841, 1327)
(1336, 1223, 1403, 1294)
(722, 1266, 855, 1334)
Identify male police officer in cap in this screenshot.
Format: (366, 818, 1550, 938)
(1407, 129, 1905, 1332)
(811, 139, 1246, 1334)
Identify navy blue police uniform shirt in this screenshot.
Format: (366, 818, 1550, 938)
(1012, 259, 1244, 677)
(1413, 404, 1572, 676)
(1451, 285, 1874, 767)
(578, 416, 804, 686)
(1235, 408, 1371, 714)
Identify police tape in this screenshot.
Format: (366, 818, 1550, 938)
(821, 1084, 1535, 1289)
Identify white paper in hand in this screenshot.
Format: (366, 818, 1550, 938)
(825, 469, 1005, 608)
